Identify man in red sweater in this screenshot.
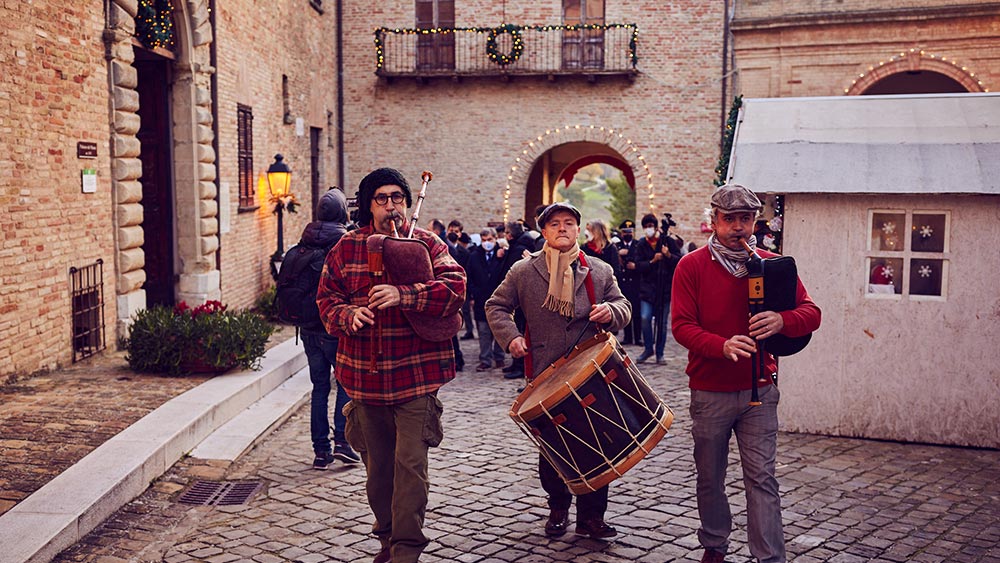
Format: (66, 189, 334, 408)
(671, 184, 821, 563)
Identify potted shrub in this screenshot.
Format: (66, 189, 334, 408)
(123, 300, 275, 376)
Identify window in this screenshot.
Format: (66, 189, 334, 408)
(563, 0, 605, 70)
(866, 209, 949, 299)
(237, 104, 255, 209)
(415, 0, 455, 71)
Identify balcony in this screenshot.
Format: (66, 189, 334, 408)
(374, 23, 639, 81)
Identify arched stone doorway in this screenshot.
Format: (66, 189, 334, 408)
(844, 48, 989, 95)
(524, 145, 636, 229)
(105, 0, 218, 334)
(503, 125, 656, 226)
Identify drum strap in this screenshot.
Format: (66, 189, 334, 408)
(525, 252, 596, 380)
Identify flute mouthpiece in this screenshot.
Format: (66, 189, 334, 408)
(422, 171, 433, 182)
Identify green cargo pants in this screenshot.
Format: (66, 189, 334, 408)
(344, 394, 444, 563)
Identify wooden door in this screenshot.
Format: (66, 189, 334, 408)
(135, 50, 176, 307)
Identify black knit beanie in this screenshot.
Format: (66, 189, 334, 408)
(355, 167, 412, 226)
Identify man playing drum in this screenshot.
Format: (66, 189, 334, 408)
(317, 168, 466, 563)
(486, 202, 632, 540)
(671, 184, 821, 563)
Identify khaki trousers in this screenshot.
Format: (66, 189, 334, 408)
(344, 395, 444, 563)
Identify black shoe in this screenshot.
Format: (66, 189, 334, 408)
(333, 443, 361, 464)
(312, 451, 335, 470)
(373, 547, 391, 563)
(544, 509, 570, 537)
(575, 517, 617, 540)
(700, 549, 727, 563)
(503, 371, 524, 380)
(501, 363, 519, 373)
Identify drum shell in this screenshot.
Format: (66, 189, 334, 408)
(510, 333, 673, 494)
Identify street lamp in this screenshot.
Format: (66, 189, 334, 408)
(265, 153, 295, 279)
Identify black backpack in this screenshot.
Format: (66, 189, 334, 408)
(275, 244, 328, 330)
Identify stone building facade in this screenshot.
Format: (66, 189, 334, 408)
(0, 0, 338, 379)
(2, 0, 996, 381)
(730, 0, 999, 97)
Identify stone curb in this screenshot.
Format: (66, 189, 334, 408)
(0, 337, 307, 563)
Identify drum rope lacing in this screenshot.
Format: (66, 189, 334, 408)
(533, 353, 672, 488)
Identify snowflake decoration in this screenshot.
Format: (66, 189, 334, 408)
(881, 221, 896, 235)
(882, 264, 894, 279)
(918, 265, 932, 278)
(919, 225, 934, 238)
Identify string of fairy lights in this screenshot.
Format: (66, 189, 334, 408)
(134, 0, 175, 50)
(502, 124, 654, 223)
(845, 48, 990, 93)
(374, 23, 639, 70)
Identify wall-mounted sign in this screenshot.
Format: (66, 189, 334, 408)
(81, 169, 97, 193)
(77, 142, 98, 159)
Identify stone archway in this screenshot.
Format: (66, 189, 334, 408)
(104, 0, 218, 335)
(844, 48, 989, 95)
(503, 124, 656, 223)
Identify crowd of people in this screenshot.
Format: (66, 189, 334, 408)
(284, 167, 819, 563)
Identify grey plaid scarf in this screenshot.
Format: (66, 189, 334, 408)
(708, 234, 757, 278)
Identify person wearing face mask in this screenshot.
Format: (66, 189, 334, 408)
(466, 227, 507, 371)
(615, 220, 642, 346)
(629, 213, 681, 364)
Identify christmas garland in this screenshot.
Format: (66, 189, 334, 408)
(486, 24, 524, 67)
(714, 95, 743, 186)
(135, 0, 175, 51)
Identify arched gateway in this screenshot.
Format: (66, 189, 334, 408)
(503, 125, 657, 225)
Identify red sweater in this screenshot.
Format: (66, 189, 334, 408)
(671, 246, 821, 392)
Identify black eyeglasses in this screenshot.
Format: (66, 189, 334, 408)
(373, 192, 406, 205)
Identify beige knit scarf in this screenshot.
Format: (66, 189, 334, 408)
(542, 241, 580, 318)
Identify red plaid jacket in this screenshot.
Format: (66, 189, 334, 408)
(316, 225, 466, 405)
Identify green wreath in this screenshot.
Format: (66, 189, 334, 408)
(486, 24, 524, 67)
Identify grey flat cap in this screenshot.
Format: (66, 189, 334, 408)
(538, 202, 582, 226)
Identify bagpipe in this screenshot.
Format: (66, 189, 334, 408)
(742, 239, 812, 405)
(365, 172, 462, 372)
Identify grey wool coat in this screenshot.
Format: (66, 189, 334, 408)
(485, 251, 631, 379)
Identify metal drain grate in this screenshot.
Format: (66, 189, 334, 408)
(177, 480, 264, 506)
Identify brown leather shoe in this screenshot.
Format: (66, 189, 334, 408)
(373, 547, 391, 563)
(544, 508, 570, 537)
(575, 517, 617, 540)
(700, 549, 726, 563)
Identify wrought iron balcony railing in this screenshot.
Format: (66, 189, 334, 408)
(374, 23, 639, 79)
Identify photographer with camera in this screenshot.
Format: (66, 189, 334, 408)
(627, 213, 682, 364)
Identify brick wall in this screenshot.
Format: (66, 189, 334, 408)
(214, 0, 339, 309)
(0, 4, 116, 377)
(732, 2, 1000, 97)
(340, 0, 728, 246)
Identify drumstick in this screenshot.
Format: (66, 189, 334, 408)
(564, 320, 594, 359)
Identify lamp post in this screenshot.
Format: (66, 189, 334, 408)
(266, 153, 293, 279)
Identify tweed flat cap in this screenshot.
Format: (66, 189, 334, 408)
(538, 202, 582, 226)
(711, 183, 762, 214)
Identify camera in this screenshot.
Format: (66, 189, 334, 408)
(660, 213, 676, 232)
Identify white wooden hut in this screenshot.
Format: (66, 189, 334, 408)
(727, 93, 1000, 448)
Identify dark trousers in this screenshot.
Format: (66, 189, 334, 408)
(451, 335, 464, 370)
(539, 454, 609, 521)
(622, 279, 642, 344)
(302, 332, 351, 454)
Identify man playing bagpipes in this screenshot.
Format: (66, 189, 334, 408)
(671, 184, 821, 563)
(316, 168, 466, 563)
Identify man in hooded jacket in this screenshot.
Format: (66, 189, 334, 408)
(297, 188, 361, 468)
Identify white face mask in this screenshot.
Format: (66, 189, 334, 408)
(584, 230, 594, 241)
(481, 240, 495, 252)
(644, 227, 656, 238)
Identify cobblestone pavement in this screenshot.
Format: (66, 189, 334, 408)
(54, 339, 1000, 563)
